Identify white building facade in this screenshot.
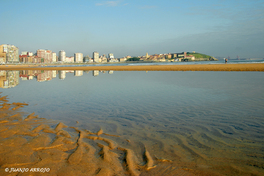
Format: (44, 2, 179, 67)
(108, 53, 114, 59)
(93, 51, 99, 63)
(59, 50, 66, 62)
(74, 53, 83, 63)
(65, 56, 74, 63)
(52, 52, 57, 62)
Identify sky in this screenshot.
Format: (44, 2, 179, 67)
(0, 0, 264, 58)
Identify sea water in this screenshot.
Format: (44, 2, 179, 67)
(1, 70, 264, 175)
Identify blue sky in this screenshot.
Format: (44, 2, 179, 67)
(0, 0, 263, 58)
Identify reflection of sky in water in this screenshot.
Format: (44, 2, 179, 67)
(1, 70, 264, 174)
(2, 71, 264, 123)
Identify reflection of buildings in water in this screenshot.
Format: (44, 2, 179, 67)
(66, 70, 74, 73)
(18, 70, 58, 82)
(1, 69, 116, 88)
(28, 75, 34, 80)
(21, 76, 28, 81)
(93, 70, 99, 77)
(74, 70, 83, 77)
(20, 70, 39, 81)
(0, 71, 6, 88)
(58, 71, 66, 80)
(37, 70, 53, 82)
(52, 70, 57, 78)
(0, 71, 19, 88)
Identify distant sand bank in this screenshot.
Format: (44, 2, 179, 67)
(0, 63, 264, 71)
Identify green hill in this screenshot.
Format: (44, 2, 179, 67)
(187, 52, 218, 61)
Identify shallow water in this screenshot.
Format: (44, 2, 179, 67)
(1, 70, 264, 175)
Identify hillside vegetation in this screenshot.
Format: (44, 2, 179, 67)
(187, 52, 211, 58)
(187, 52, 218, 61)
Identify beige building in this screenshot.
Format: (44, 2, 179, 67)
(0, 44, 19, 63)
(146, 52, 149, 59)
(65, 56, 74, 63)
(119, 57, 127, 62)
(93, 51, 99, 63)
(185, 55, 195, 60)
(74, 53, 83, 63)
(37, 49, 53, 63)
(0, 45, 6, 63)
(52, 52, 57, 62)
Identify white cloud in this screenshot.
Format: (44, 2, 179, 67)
(95, 1, 121, 7)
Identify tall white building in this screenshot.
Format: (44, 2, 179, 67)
(59, 50, 66, 62)
(52, 52, 57, 62)
(28, 52, 33, 56)
(74, 53, 83, 63)
(93, 51, 99, 63)
(108, 53, 114, 59)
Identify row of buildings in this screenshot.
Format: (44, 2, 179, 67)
(0, 44, 120, 64)
(21, 50, 119, 64)
(138, 52, 196, 62)
(1, 44, 202, 64)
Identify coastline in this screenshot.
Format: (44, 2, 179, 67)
(0, 63, 263, 71)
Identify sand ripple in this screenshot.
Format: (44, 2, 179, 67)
(0, 95, 173, 176)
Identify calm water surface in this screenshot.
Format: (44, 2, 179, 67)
(1, 70, 264, 175)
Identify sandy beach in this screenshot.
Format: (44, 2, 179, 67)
(0, 94, 201, 176)
(1, 64, 264, 175)
(0, 63, 264, 71)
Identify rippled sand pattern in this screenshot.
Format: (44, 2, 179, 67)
(86, 107, 264, 175)
(62, 71, 263, 176)
(0, 94, 199, 176)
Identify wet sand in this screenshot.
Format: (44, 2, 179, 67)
(0, 63, 264, 71)
(0, 94, 200, 176)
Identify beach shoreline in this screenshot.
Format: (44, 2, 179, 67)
(0, 95, 200, 176)
(0, 63, 264, 71)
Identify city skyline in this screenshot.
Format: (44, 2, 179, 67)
(1, 0, 263, 58)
